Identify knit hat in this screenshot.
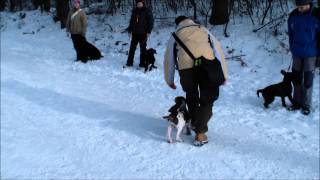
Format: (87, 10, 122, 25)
(136, 0, 144, 3)
(175, 16, 189, 25)
(295, 0, 311, 5)
(73, 0, 80, 4)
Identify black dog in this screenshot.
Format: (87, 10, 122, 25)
(85, 41, 103, 61)
(141, 48, 157, 72)
(257, 70, 294, 108)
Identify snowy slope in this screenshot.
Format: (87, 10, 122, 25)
(1, 11, 319, 179)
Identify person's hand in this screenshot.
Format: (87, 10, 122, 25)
(66, 32, 70, 37)
(223, 79, 227, 85)
(168, 83, 177, 90)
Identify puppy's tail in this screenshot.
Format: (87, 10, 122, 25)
(257, 89, 262, 98)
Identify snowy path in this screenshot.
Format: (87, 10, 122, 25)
(1, 11, 319, 179)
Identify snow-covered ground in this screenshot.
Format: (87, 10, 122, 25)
(1, 11, 319, 179)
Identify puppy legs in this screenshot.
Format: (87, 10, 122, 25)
(281, 96, 287, 107)
(263, 95, 274, 108)
(288, 94, 294, 104)
(167, 125, 174, 143)
(175, 121, 185, 142)
(185, 122, 192, 135)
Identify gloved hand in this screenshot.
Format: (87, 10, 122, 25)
(169, 83, 177, 90)
(223, 79, 227, 85)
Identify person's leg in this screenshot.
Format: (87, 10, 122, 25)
(126, 34, 139, 66)
(179, 68, 199, 128)
(78, 35, 88, 63)
(196, 80, 217, 135)
(138, 34, 148, 67)
(71, 34, 81, 61)
(301, 57, 316, 115)
(290, 57, 303, 109)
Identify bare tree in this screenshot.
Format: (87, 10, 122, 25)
(56, 0, 70, 28)
(0, 0, 6, 11)
(189, 0, 197, 20)
(10, 0, 23, 12)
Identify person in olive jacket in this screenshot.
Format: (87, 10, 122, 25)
(66, 0, 87, 62)
(125, 0, 154, 67)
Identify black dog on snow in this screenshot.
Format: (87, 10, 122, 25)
(257, 70, 294, 108)
(86, 41, 103, 61)
(141, 48, 157, 72)
(163, 96, 192, 143)
(78, 41, 103, 63)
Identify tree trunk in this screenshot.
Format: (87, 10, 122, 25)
(84, 0, 90, 7)
(44, 0, 50, 12)
(10, 0, 23, 11)
(210, 0, 229, 25)
(0, 0, 6, 11)
(56, 0, 70, 28)
(32, 0, 40, 10)
(189, 0, 197, 20)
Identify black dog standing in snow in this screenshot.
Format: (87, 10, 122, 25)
(163, 96, 192, 143)
(84, 41, 103, 62)
(257, 70, 294, 108)
(141, 48, 157, 72)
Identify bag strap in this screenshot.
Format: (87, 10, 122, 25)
(172, 32, 196, 61)
(71, 9, 81, 20)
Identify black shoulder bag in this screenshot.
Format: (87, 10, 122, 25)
(172, 32, 225, 87)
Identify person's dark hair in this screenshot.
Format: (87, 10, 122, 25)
(295, 0, 312, 6)
(175, 16, 189, 25)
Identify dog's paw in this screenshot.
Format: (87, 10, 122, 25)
(176, 138, 184, 143)
(167, 139, 174, 144)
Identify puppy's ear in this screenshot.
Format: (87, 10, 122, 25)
(150, 48, 157, 54)
(280, 70, 286, 75)
(175, 96, 185, 104)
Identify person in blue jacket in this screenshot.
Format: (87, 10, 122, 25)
(287, 0, 320, 115)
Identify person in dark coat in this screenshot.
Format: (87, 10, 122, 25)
(125, 0, 154, 67)
(287, 0, 320, 115)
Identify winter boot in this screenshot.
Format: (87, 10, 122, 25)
(193, 133, 208, 147)
(302, 106, 311, 115)
(287, 103, 301, 111)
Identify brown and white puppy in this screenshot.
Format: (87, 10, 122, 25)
(163, 96, 191, 143)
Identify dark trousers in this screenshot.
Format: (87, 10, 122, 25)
(71, 34, 87, 62)
(127, 34, 147, 66)
(179, 68, 218, 134)
(292, 57, 316, 108)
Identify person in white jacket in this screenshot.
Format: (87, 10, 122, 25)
(164, 16, 228, 146)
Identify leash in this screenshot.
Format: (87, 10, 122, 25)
(287, 58, 293, 72)
(143, 33, 149, 48)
